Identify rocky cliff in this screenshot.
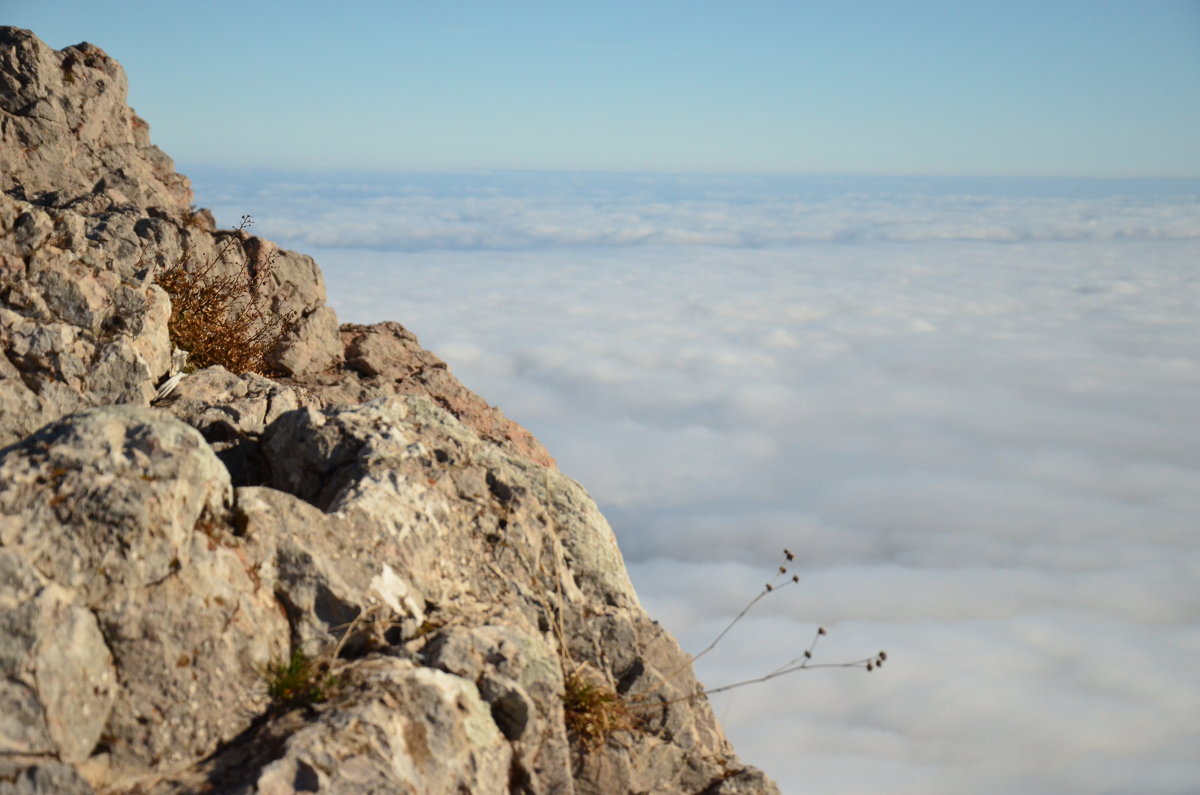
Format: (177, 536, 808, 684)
(0, 27, 776, 795)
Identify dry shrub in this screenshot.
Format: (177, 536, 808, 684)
(562, 664, 636, 750)
(156, 215, 295, 376)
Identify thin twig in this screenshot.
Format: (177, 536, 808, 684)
(630, 652, 886, 711)
(765, 625, 826, 676)
(690, 577, 797, 667)
(701, 656, 882, 698)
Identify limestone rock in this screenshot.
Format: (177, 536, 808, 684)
(0, 27, 189, 212)
(291, 320, 556, 467)
(271, 303, 342, 376)
(0, 761, 95, 795)
(256, 395, 761, 792)
(139, 662, 513, 795)
(234, 485, 413, 658)
(0, 26, 778, 794)
(156, 364, 323, 485)
(0, 406, 231, 603)
(0, 551, 115, 764)
(252, 662, 512, 794)
(0, 26, 343, 391)
(0, 407, 289, 782)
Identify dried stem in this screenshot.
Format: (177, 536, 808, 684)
(631, 549, 887, 710)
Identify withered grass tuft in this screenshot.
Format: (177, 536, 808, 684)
(155, 215, 295, 376)
(562, 664, 636, 750)
(265, 649, 340, 710)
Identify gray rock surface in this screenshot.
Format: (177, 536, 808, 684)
(0, 760, 95, 795)
(0, 407, 288, 783)
(291, 320, 557, 467)
(0, 26, 778, 794)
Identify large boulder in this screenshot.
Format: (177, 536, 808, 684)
(250, 396, 758, 793)
(0, 407, 288, 783)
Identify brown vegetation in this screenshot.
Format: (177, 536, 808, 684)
(265, 649, 341, 710)
(562, 664, 637, 750)
(155, 215, 295, 376)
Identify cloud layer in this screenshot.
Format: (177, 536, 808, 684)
(199, 172, 1200, 794)
(199, 171, 1200, 252)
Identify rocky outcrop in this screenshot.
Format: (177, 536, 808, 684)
(0, 27, 777, 794)
(0, 25, 546, 465)
(293, 321, 555, 468)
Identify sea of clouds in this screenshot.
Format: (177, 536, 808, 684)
(196, 170, 1200, 794)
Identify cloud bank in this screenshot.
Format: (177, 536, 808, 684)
(198, 171, 1200, 252)
(197, 172, 1200, 794)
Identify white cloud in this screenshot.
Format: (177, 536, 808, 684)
(198, 173, 1200, 254)
(195, 172, 1200, 794)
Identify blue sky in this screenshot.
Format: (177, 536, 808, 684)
(8, 1, 1200, 176)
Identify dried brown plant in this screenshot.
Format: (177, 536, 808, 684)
(155, 215, 295, 376)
